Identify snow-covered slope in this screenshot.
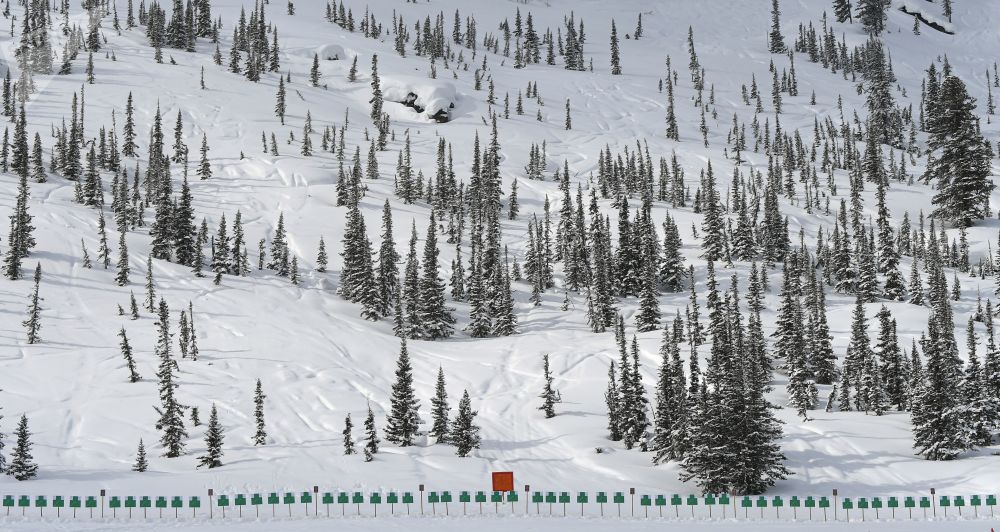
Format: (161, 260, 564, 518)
(0, 0, 998, 502)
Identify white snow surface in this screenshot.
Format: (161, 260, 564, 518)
(0, 0, 996, 513)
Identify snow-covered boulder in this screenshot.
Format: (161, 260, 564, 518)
(382, 76, 458, 123)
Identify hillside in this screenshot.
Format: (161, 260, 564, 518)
(0, 0, 997, 511)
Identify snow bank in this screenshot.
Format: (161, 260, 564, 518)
(382, 76, 458, 122)
(898, 0, 956, 35)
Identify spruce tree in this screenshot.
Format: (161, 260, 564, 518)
(363, 404, 379, 461)
(132, 438, 148, 472)
(429, 366, 450, 443)
(833, 0, 853, 23)
(119, 327, 140, 383)
(253, 378, 267, 445)
(911, 272, 969, 460)
(154, 298, 186, 457)
(449, 390, 481, 457)
(856, 0, 887, 36)
(196, 404, 224, 469)
(539, 353, 557, 418)
(925, 75, 994, 227)
(418, 211, 454, 338)
(609, 20, 621, 75)
(342, 414, 355, 455)
(23, 263, 42, 344)
(768, 0, 785, 53)
(8, 414, 37, 481)
(384, 339, 420, 446)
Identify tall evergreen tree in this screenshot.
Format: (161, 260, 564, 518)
(253, 378, 267, 445)
(119, 327, 140, 383)
(429, 366, 450, 443)
(196, 404, 224, 469)
(925, 75, 994, 227)
(23, 263, 42, 344)
(363, 404, 379, 462)
(385, 339, 420, 446)
(342, 414, 355, 455)
(449, 389, 481, 457)
(418, 210, 454, 338)
(154, 298, 186, 457)
(7, 414, 37, 481)
(539, 353, 557, 418)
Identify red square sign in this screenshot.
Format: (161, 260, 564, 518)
(492, 472, 514, 492)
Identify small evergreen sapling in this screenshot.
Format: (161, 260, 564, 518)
(133, 438, 148, 472)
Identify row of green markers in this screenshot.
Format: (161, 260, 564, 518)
(1, 489, 996, 521)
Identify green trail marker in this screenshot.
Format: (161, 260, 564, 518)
(654, 494, 666, 518)
(35, 495, 47, 517)
(351, 492, 363, 516)
(85, 496, 97, 518)
(670, 494, 682, 518)
(138, 495, 150, 519)
(639, 494, 651, 518)
(440, 490, 452, 516)
(507, 490, 518, 513)
(532, 491, 543, 514)
(321, 492, 334, 517)
(216, 494, 229, 519)
(108, 496, 120, 518)
(154, 495, 166, 518)
(613, 492, 625, 517)
(596, 491, 607, 517)
(789, 495, 800, 519)
(337, 492, 349, 516)
(544, 491, 556, 515)
(558, 492, 570, 516)
(370, 492, 382, 517)
(387, 492, 399, 516)
(267, 492, 279, 517)
(283, 492, 295, 516)
(189, 496, 201, 518)
(402, 491, 414, 515)
(54, 495, 65, 518)
(123, 496, 135, 519)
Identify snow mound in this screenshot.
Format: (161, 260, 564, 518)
(382, 76, 458, 122)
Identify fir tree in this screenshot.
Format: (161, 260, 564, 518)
(342, 413, 356, 455)
(449, 390, 481, 457)
(429, 366, 450, 443)
(384, 339, 420, 446)
(253, 378, 267, 445)
(8, 414, 37, 481)
(120, 327, 140, 383)
(925, 75, 994, 227)
(418, 211, 454, 339)
(115, 229, 130, 286)
(23, 263, 42, 344)
(609, 20, 621, 75)
(768, 0, 785, 53)
(154, 298, 186, 457)
(363, 404, 379, 461)
(132, 438, 148, 472)
(196, 404, 224, 469)
(539, 353, 557, 418)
